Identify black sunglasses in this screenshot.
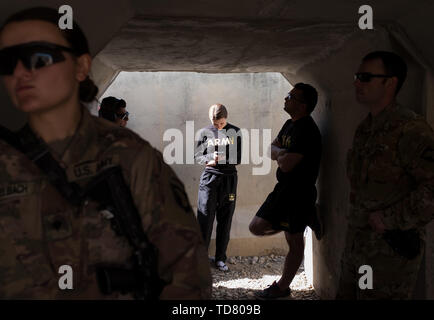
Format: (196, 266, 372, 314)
(116, 111, 129, 121)
(354, 72, 394, 83)
(285, 92, 305, 103)
(0, 41, 76, 75)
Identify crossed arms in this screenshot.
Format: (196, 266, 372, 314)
(270, 137, 303, 173)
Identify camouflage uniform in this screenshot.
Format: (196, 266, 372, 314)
(0, 107, 212, 299)
(338, 103, 434, 299)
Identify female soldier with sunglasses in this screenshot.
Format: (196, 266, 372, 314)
(0, 7, 211, 299)
(99, 96, 130, 128)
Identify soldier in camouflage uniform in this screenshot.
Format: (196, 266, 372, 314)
(337, 51, 434, 299)
(0, 7, 212, 299)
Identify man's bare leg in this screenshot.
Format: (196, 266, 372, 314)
(277, 231, 304, 290)
(249, 216, 281, 236)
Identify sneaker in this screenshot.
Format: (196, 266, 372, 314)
(309, 205, 324, 240)
(254, 281, 291, 300)
(215, 260, 229, 272)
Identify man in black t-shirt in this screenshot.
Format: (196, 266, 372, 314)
(249, 83, 322, 299)
(195, 104, 242, 272)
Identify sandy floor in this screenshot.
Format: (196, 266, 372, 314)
(211, 255, 319, 300)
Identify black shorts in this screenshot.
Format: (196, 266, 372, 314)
(255, 182, 316, 234)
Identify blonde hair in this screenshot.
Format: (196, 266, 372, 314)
(208, 104, 228, 120)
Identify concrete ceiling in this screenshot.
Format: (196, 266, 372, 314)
(1, 0, 434, 73)
(101, 0, 434, 74)
(99, 18, 357, 73)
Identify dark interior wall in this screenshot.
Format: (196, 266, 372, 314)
(388, 36, 426, 116)
(0, 0, 135, 57)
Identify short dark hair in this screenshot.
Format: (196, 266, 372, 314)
(209, 104, 228, 120)
(0, 7, 98, 102)
(99, 96, 126, 122)
(362, 51, 407, 95)
(294, 83, 318, 113)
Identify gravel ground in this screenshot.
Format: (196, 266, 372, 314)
(211, 255, 319, 300)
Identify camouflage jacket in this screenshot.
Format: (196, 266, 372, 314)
(346, 104, 434, 231)
(0, 107, 212, 299)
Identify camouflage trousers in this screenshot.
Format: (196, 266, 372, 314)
(336, 226, 424, 299)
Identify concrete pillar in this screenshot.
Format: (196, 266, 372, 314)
(90, 56, 120, 99)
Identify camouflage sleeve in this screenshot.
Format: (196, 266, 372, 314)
(127, 143, 212, 299)
(382, 119, 434, 229)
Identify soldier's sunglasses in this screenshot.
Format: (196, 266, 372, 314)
(0, 41, 76, 75)
(354, 72, 393, 83)
(285, 92, 305, 103)
(116, 111, 129, 121)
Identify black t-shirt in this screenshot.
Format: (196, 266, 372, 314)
(195, 122, 242, 174)
(276, 116, 322, 191)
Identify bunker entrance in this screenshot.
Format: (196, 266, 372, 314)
(100, 71, 315, 296)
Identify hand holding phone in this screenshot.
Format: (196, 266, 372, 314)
(213, 151, 225, 162)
